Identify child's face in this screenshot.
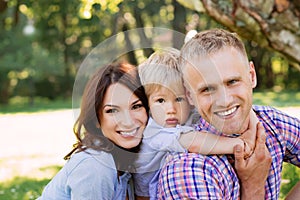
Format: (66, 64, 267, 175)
(148, 85, 191, 128)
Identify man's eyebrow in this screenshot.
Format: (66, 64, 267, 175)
(224, 75, 242, 82)
(196, 83, 214, 91)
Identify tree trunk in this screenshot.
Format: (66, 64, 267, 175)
(133, 6, 154, 58)
(178, 0, 300, 70)
(122, 23, 138, 65)
(172, 0, 187, 49)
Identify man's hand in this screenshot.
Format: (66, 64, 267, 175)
(234, 122, 272, 200)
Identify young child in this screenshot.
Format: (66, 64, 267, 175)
(134, 48, 257, 199)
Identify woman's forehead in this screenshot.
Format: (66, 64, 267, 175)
(103, 83, 138, 105)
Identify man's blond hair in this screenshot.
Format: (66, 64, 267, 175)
(180, 29, 248, 69)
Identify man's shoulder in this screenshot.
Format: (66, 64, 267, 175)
(165, 152, 233, 172)
(252, 105, 276, 112)
(253, 105, 298, 122)
(160, 152, 239, 192)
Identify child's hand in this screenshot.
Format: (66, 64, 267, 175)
(238, 136, 254, 159)
(239, 109, 260, 159)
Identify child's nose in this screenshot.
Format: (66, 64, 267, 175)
(166, 102, 176, 114)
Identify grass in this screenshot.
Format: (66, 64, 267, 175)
(0, 177, 52, 200)
(253, 90, 300, 107)
(0, 161, 61, 200)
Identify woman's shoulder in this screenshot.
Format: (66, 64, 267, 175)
(66, 149, 116, 173)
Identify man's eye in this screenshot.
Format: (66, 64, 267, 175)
(132, 103, 143, 110)
(203, 87, 214, 93)
(156, 98, 165, 103)
(228, 79, 238, 85)
(105, 108, 118, 113)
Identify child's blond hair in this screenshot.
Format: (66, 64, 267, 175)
(138, 47, 184, 97)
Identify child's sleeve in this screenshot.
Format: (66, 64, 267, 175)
(148, 125, 194, 153)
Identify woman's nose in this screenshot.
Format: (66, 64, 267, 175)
(118, 111, 135, 127)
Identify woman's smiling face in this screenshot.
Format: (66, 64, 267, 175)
(99, 83, 148, 149)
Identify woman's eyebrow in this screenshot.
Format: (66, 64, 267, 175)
(131, 99, 141, 105)
(103, 99, 141, 108)
(103, 104, 119, 108)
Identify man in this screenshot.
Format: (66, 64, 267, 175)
(157, 29, 300, 199)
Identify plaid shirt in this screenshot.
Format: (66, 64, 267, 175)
(157, 105, 300, 199)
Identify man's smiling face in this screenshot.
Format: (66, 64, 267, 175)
(183, 47, 257, 135)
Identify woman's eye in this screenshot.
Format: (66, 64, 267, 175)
(105, 108, 118, 113)
(132, 103, 143, 110)
(156, 98, 165, 103)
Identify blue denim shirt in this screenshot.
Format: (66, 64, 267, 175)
(37, 149, 134, 200)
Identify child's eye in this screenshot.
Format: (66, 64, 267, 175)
(156, 98, 165, 103)
(176, 97, 185, 102)
(132, 103, 144, 110)
(105, 108, 118, 113)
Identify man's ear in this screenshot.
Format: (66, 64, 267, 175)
(249, 61, 257, 88)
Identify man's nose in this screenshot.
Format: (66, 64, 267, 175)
(215, 88, 233, 107)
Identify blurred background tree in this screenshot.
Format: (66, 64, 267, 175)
(0, 0, 299, 103)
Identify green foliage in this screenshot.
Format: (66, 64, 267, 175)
(0, 7, 66, 104)
(0, 0, 298, 106)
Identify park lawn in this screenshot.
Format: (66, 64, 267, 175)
(253, 90, 300, 107)
(0, 160, 61, 200)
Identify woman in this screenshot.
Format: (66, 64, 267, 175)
(38, 62, 149, 200)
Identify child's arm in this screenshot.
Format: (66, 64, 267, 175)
(179, 109, 258, 157)
(179, 131, 246, 155)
